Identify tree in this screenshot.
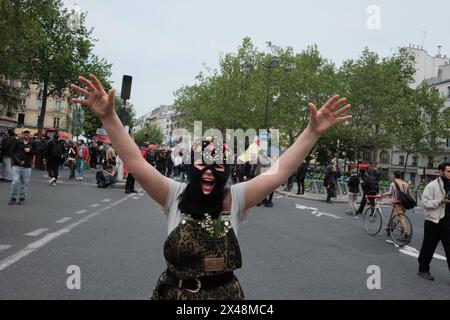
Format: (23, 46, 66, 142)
(8, 0, 112, 138)
(115, 97, 136, 131)
(134, 126, 163, 146)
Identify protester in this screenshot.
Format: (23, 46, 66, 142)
(417, 162, 450, 281)
(8, 130, 36, 205)
(71, 74, 351, 300)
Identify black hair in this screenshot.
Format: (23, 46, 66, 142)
(393, 171, 402, 179)
(438, 162, 450, 171)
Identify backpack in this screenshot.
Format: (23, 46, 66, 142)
(394, 182, 417, 209)
(365, 175, 379, 193)
(50, 141, 63, 158)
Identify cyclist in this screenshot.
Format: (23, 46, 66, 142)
(382, 171, 410, 240)
(358, 170, 379, 215)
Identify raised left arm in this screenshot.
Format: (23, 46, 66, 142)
(244, 95, 352, 211)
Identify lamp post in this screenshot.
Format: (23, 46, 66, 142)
(243, 56, 294, 131)
(120, 75, 133, 133)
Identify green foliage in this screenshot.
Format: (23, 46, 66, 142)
(133, 126, 163, 146)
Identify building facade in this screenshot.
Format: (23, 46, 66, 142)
(381, 46, 450, 184)
(0, 81, 73, 137)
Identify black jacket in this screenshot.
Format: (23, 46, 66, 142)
(347, 174, 360, 194)
(12, 139, 37, 168)
(296, 163, 308, 180)
(1, 136, 16, 158)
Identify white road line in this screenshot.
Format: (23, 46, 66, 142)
(0, 245, 11, 252)
(0, 192, 138, 273)
(90, 203, 100, 208)
(75, 210, 87, 215)
(56, 217, 72, 224)
(102, 199, 111, 202)
(386, 240, 447, 261)
(25, 228, 49, 237)
(132, 196, 140, 200)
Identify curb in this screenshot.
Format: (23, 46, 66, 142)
(277, 190, 348, 204)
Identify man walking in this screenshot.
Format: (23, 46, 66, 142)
(296, 161, 308, 195)
(346, 169, 360, 215)
(417, 162, 450, 281)
(45, 133, 63, 186)
(8, 130, 35, 205)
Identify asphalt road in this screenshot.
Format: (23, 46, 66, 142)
(0, 169, 448, 299)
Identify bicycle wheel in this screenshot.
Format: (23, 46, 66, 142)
(363, 207, 383, 236)
(390, 214, 413, 247)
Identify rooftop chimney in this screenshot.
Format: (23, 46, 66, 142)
(437, 45, 442, 57)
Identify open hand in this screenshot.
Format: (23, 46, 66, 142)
(308, 95, 352, 135)
(70, 74, 115, 120)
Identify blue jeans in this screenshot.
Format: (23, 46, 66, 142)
(77, 159, 84, 178)
(10, 166, 31, 200)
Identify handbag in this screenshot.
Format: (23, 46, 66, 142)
(394, 182, 417, 209)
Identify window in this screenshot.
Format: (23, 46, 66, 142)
(399, 156, 405, 165)
(447, 87, 450, 98)
(410, 173, 416, 184)
(166, 124, 169, 129)
(53, 117, 60, 128)
(379, 151, 389, 164)
(447, 138, 450, 149)
(17, 114, 25, 128)
(55, 100, 62, 112)
(412, 156, 418, 166)
(363, 151, 371, 162)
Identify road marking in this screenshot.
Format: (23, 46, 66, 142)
(294, 204, 341, 220)
(90, 203, 100, 208)
(75, 210, 87, 215)
(102, 199, 111, 202)
(25, 228, 49, 237)
(56, 217, 72, 224)
(0, 245, 11, 252)
(132, 196, 140, 200)
(386, 240, 447, 261)
(0, 192, 140, 273)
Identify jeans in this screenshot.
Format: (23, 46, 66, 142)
(77, 159, 84, 178)
(10, 166, 31, 200)
(1, 156, 13, 181)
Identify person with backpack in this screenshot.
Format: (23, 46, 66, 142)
(324, 161, 341, 203)
(382, 171, 412, 240)
(357, 170, 379, 215)
(44, 133, 64, 186)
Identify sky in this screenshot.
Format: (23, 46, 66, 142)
(63, 0, 450, 117)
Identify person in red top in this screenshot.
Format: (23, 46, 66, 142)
(75, 140, 90, 181)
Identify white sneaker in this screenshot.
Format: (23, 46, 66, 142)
(79, 177, 83, 181)
(51, 182, 57, 186)
(49, 178, 56, 184)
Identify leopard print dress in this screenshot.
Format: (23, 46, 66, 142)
(151, 213, 244, 300)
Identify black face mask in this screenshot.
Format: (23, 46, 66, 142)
(178, 164, 231, 220)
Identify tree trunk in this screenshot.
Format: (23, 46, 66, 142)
(403, 152, 409, 180)
(37, 81, 48, 139)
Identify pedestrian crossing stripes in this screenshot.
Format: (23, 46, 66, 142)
(56, 217, 72, 224)
(0, 245, 11, 252)
(75, 210, 87, 215)
(90, 204, 100, 208)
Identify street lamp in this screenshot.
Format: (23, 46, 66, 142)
(121, 75, 133, 133)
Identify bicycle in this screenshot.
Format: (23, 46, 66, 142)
(362, 195, 413, 247)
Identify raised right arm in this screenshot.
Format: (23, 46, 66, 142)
(71, 74, 168, 207)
